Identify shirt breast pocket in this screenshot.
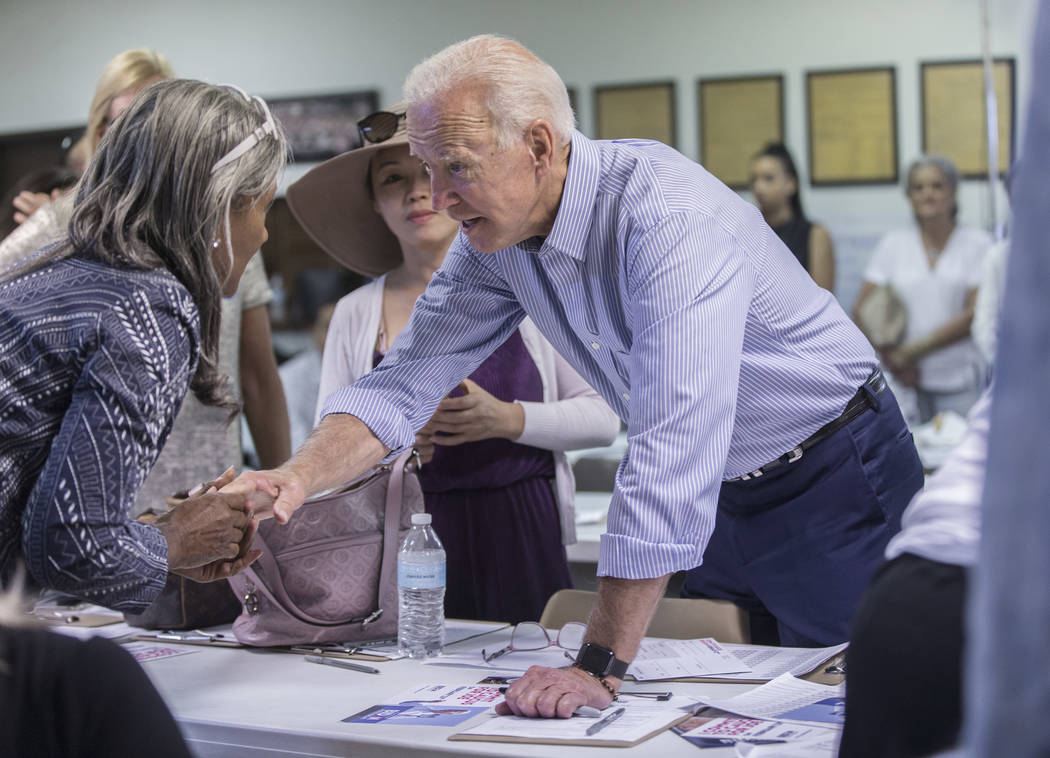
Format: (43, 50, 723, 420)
(611, 349, 631, 388)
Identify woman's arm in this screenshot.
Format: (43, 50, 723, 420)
(851, 280, 879, 330)
(516, 352, 620, 451)
(891, 288, 979, 367)
(239, 304, 291, 469)
(19, 291, 250, 611)
(807, 223, 836, 292)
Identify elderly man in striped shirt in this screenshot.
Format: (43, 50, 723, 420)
(237, 35, 923, 718)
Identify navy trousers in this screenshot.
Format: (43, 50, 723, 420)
(682, 384, 924, 647)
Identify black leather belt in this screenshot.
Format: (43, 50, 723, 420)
(728, 368, 886, 482)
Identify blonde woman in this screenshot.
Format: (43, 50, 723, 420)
(3, 48, 173, 259)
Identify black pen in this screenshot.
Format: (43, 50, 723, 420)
(585, 706, 625, 735)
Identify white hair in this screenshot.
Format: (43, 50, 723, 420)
(403, 34, 575, 150)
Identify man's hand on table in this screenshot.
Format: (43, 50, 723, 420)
(496, 664, 617, 718)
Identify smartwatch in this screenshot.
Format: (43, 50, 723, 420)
(572, 642, 629, 680)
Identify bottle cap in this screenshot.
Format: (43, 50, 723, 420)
(411, 513, 432, 525)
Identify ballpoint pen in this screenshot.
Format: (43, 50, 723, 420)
(585, 706, 626, 736)
(304, 654, 381, 674)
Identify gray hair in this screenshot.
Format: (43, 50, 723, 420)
(403, 34, 575, 150)
(906, 154, 960, 193)
(61, 79, 287, 409)
(905, 154, 960, 219)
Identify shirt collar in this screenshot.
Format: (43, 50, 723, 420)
(531, 130, 600, 261)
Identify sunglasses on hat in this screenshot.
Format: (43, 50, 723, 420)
(357, 110, 406, 145)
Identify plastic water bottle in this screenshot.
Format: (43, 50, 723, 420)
(397, 513, 446, 658)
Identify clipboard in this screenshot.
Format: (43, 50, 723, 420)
(131, 630, 243, 648)
(624, 643, 847, 684)
(38, 612, 124, 628)
(449, 702, 693, 747)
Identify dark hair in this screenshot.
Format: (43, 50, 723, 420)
(0, 166, 79, 240)
(753, 142, 805, 220)
(55, 80, 286, 409)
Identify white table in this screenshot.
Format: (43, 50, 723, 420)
(140, 624, 755, 758)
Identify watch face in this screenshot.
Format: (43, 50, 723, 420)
(576, 643, 615, 675)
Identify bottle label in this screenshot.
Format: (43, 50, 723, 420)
(398, 561, 446, 589)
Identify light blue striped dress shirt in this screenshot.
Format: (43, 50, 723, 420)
(324, 131, 877, 579)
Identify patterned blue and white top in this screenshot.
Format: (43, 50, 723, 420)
(0, 252, 199, 611)
(322, 131, 878, 580)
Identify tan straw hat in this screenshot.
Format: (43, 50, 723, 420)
(285, 106, 408, 277)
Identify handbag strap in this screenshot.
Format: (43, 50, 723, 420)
(378, 449, 412, 607)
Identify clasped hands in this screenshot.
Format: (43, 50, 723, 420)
(155, 467, 263, 582)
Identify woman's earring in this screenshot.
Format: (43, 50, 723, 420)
(211, 239, 220, 249)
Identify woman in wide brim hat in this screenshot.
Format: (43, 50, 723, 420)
(286, 106, 619, 624)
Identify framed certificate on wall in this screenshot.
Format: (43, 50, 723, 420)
(698, 74, 784, 188)
(806, 66, 898, 185)
(594, 81, 676, 147)
(920, 58, 1015, 177)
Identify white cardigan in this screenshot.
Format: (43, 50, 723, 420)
(317, 276, 620, 544)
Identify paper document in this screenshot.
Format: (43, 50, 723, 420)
(342, 683, 504, 727)
(693, 673, 845, 725)
(122, 641, 198, 663)
(736, 731, 840, 757)
(716, 642, 848, 681)
(629, 637, 753, 680)
(451, 697, 696, 746)
(674, 710, 837, 749)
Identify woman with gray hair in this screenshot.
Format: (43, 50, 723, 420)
(0, 79, 288, 612)
(853, 154, 991, 424)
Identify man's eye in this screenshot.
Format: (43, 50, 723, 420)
(449, 162, 465, 175)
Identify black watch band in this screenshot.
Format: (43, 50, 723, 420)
(573, 642, 629, 680)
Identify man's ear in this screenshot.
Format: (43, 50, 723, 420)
(526, 119, 557, 173)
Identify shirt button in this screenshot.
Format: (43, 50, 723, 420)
(591, 341, 601, 350)
(622, 392, 630, 401)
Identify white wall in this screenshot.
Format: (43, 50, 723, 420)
(0, 0, 1038, 306)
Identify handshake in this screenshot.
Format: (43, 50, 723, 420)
(153, 466, 307, 583)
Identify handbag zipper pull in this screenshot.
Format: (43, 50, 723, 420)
(359, 604, 384, 621)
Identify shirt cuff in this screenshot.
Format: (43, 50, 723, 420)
(516, 400, 560, 446)
(596, 532, 701, 579)
(111, 523, 170, 614)
(321, 385, 416, 463)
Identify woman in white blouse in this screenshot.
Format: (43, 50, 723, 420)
(286, 107, 619, 624)
(853, 155, 991, 423)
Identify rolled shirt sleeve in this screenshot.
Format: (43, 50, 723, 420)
(599, 212, 752, 579)
(321, 245, 527, 460)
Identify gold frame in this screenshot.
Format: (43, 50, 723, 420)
(921, 58, 1015, 177)
(594, 81, 676, 147)
(698, 74, 784, 189)
(806, 66, 898, 185)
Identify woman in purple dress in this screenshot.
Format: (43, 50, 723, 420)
(287, 107, 620, 624)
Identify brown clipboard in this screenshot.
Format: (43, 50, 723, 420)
(448, 711, 692, 748)
(619, 648, 846, 685)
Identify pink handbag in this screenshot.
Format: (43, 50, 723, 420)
(227, 450, 422, 646)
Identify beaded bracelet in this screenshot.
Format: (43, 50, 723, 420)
(571, 663, 619, 700)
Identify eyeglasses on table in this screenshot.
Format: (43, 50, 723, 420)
(481, 621, 586, 663)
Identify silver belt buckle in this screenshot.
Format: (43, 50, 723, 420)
(784, 446, 803, 464)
